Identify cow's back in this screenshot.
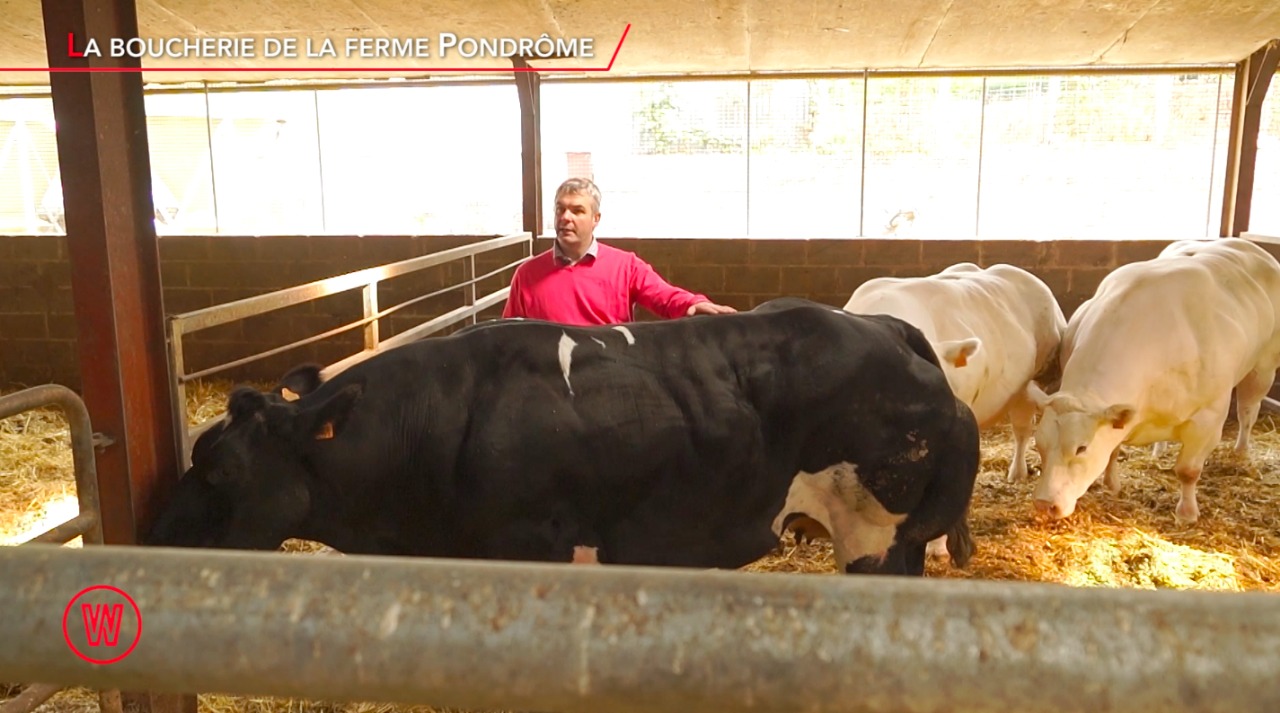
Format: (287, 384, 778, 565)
(845, 264, 1064, 426)
(429, 300, 976, 570)
(1062, 239, 1280, 409)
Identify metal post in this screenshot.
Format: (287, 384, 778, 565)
(41, 0, 184, 547)
(1220, 40, 1279, 237)
(40, 2, 192, 711)
(514, 57, 543, 236)
(361, 282, 379, 351)
(4, 544, 1279, 713)
(466, 254, 478, 325)
(166, 320, 192, 471)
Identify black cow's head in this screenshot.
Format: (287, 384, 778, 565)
(145, 365, 363, 551)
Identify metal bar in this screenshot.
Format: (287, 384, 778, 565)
(0, 385, 105, 548)
(318, 289, 509, 379)
(0, 65, 1240, 103)
(974, 76, 988, 237)
(41, 0, 181, 550)
(22, 512, 99, 546)
(178, 254, 530, 384)
(5, 544, 1280, 713)
(536, 64, 1238, 84)
(170, 233, 530, 334)
(0, 683, 62, 713)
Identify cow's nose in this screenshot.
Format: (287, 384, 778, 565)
(1033, 499, 1060, 518)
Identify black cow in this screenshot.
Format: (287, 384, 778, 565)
(146, 298, 980, 576)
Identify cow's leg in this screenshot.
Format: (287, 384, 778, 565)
(1006, 388, 1038, 482)
(1173, 397, 1230, 524)
(1102, 447, 1122, 495)
(902, 542, 927, 576)
(1233, 367, 1276, 456)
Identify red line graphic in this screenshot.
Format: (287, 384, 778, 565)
(2, 24, 631, 74)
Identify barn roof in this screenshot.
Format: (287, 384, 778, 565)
(1, 0, 1277, 87)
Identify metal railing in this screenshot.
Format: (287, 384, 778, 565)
(5, 544, 1280, 713)
(0, 385, 105, 713)
(166, 232, 534, 465)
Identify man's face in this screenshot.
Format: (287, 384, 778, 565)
(554, 192, 599, 253)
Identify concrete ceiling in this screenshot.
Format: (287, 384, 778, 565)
(1, 0, 1278, 86)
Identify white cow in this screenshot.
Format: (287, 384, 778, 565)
(845, 263, 1067, 481)
(806, 263, 1066, 560)
(1028, 238, 1280, 523)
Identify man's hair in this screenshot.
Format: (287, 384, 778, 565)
(555, 177, 602, 214)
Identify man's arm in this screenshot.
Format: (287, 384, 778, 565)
(629, 255, 735, 319)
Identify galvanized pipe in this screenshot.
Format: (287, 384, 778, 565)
(23, 511, 99, 546)
(3, 545, 1279, 713)
(1, 385, 104, 547)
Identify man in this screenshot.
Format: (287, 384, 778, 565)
(502, 178, 737, 325)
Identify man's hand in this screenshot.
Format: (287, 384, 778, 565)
(687, 301, 738, 317)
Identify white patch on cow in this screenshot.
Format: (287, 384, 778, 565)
(771, 462, 907, 568)
(592, 337, 607, 349)
(612, 325, 636, 344)
(558, 332, 577, 395)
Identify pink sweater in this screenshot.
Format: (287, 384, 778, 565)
(502, 242, 709, 325)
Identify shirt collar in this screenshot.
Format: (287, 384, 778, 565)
(554, 237, 599, 265)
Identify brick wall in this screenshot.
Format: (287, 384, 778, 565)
(0, 234, 1189, 389)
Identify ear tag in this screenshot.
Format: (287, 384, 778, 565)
(281, 387, 300, 402)
(315, 422, 335, 440)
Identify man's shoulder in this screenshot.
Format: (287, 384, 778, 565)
(515, 248, 558, 275)
(594, 241, 644, 264)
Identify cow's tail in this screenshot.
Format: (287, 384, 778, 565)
(944, 508, 975, 569)
(941, 400, 981, 569)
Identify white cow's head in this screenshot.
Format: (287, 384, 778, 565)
(1026, 383, 1135, 519)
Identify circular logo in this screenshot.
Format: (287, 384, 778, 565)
(62, 585, 142, 665)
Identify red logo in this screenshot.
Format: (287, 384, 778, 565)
(62, 585, 142, 664)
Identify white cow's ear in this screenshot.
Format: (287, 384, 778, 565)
(1102, 404, 1136, 430)
(1025, 381, 1052, 409)
(938, 337, 982, 368)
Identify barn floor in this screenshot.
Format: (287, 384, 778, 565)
(3, 381, 1279, 712)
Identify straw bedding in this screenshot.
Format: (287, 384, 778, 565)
(4, 380, 1278, 712)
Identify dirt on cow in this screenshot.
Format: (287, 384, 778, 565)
(4, 380, 1279, 712)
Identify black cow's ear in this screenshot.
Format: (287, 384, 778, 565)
(276, 363, 324, 402)
(303, 383, 363, 441)
(227, 387, 269, 423)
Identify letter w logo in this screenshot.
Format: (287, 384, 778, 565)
(81, 603, 124, 646)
